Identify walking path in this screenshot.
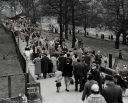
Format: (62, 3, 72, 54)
(17, 36, 128, 103)
(18, 38, 83, 103)
(18, 38, 35, 78)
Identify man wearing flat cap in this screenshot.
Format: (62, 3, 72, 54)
(101, 75, 123, 103)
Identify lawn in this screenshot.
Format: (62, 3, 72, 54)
(41, 30, 128, 69)
(0, 27, 22, 75)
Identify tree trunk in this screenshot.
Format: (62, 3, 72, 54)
(62, 23, 65, 33)
(65, 23, 68, 39)
(84, 16, 87, 37)
(115, 31, 121, 49)
(31, 0, 37, 24)
(64, 0, 68, 39)
(84, 24, 87, 37)
(122, 33, 127, 45)
(71, 0, 76, 48)
(32, 13, 36, 24)
(59, 0, 63, 45)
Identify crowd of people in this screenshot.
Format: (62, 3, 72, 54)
(2, 17, 128, 103)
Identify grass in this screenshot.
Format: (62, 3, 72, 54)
(0, 28, 22, 75)
(0, 26, 36, 100)
(41, 30, 128, 69)
(0, 27, 24, 99)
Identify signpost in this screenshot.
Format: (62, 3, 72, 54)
(27, 83, 42, 103)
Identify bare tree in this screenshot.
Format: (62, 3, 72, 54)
(79, 0, 91, 37)
(18, 0, 42, 24)
(59, 0, 63, 45)
(64, 0, 68, 39)
(102, 0, 128, 48)
(71, 0, 76, 48)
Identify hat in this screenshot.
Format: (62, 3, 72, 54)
(91, 84, 99, 92)
(105, 75, 114, 81)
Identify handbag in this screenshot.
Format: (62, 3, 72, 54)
(70, 77, 74, 85)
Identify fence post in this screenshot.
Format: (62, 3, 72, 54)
(8, 76, 11, 98)
(38, 82, 42, 102)
(38, 83, 41, 94)
(25, 73, 29, 95)
(109, 54, 112, 68)
(113, 58, 118, 69)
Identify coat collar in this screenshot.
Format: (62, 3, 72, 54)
(106, 81, 115, 86)
(89, 94, 102, 98)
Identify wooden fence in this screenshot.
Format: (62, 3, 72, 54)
(0, 22, 43, 103)
(0, 73, 29, 99)
(1, 82, 42, 103)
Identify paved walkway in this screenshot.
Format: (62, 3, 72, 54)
(18, 38, 35, 78)
(39, 77, 83, 103)
(17, 37, 128, 103)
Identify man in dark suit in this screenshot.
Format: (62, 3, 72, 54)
(102, 75, 123, 103)
(62, 55, 73, 92)
(73, 59, 84, 92)
(83, 52, 91, 69)
(57, 53, 66, 71)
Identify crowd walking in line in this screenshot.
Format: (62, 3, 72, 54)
(3, 17, 128, 103)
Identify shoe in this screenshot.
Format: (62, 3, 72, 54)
(49, 75, 52, 78)
(43, 77, 46, 79)
(56, 90, 59, 93)
(75, 89, 78, 91)
(79, 90, 82, 92)
(65, 89, 69, 92)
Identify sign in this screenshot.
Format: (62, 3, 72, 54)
(27, 83, 41, 101)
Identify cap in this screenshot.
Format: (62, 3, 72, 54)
(91, 84, 99, 92)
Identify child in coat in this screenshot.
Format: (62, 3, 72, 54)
(55, 70, 63, 93)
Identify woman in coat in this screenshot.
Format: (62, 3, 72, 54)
(41, 53, 50, 79)
(50, 54, 57, 73)
(33, 56, 41, 79)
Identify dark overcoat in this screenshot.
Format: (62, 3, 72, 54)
(101, 82, 123, 103)
(33, 57, 41, 75)
(41, 56, 49, 77)
(62, 64, 73, 77)
(57, 56, 66, 71)
(73, 62, 84, 77)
